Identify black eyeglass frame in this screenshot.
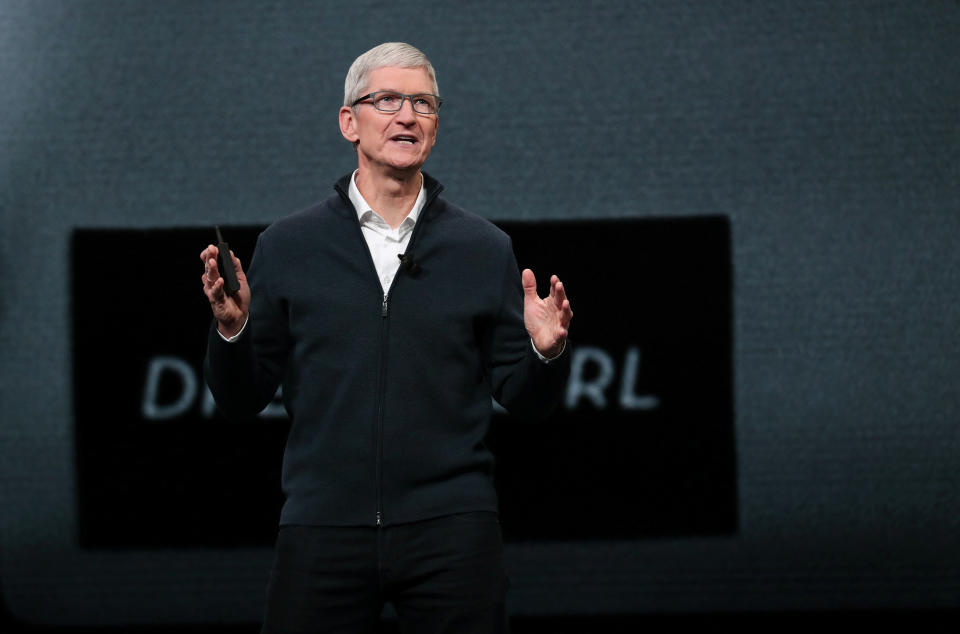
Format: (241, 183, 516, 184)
(351, 91, 444, 115)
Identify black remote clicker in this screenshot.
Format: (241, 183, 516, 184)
(215, 226, 241, 296)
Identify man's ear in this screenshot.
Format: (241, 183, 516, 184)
(339, 106, 359, 144)
(430, 116, 439, 147)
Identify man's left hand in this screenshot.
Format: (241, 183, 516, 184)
(522, 269, 573, 359)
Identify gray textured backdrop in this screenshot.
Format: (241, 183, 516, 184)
(1, 0, 958, 627)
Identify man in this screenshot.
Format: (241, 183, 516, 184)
(201, 42, 572, 633)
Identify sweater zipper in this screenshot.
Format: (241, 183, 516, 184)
(335, 177, 442, 528)
(376, 290, 389, 526)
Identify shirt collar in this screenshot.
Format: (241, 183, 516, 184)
(348, 169, 425, 228)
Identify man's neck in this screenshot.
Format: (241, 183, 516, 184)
(354, 167, 422, 229)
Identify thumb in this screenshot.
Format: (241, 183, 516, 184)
(521, 268, 539, 300)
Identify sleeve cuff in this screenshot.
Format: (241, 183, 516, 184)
(531, 338, 566, 363)
(217, 316, 249, 342)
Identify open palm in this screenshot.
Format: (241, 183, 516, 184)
(522, 268, 573, 359)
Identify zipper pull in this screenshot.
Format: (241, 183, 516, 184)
(381, 293, 389, 317)
(376, 511, 382, 526)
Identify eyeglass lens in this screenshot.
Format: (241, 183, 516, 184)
(372, 92, 440, 114)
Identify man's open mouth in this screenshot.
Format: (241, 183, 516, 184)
(392, 135, 418, 145)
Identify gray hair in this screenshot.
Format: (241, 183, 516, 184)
(343, 42, 439, 107)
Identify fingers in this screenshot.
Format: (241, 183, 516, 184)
(526, 270, 573, 317)
(207, 257, 220, 283)
(521, 268, 538, 299)
(560, 301, 573, 329)
(550, 275, 573, 328)
(202, 245, 246, 283)
(200, 245, 220, 281)
(205, 258, 222, 295)
(550, 275, 570, 310)
(200, 271, 225, 303)
(200, 244, 226, 305)
(212, 276, 226, 301)
(550, 275, 564, 306)
(199, 244, 218, 266)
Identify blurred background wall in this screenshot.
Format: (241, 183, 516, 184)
(1, 0, 958, 629)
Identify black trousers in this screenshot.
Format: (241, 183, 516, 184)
(261, 512, 510, 634)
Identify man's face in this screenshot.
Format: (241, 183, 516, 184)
(339, 66, 439, 175)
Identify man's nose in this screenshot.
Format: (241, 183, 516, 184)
(395, 96, 418, 120)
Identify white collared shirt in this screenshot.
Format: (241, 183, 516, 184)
(348, 169, 425, 293)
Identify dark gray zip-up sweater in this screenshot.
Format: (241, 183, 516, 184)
(205, 172, 570, 527)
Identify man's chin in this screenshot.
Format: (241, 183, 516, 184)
(386, 156, 429, 174)
(359, 151, 429, 177)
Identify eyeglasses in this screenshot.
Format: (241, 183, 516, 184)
(351, 91, 443, 115)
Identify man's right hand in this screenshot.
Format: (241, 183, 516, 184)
(200, 244, 250, 338)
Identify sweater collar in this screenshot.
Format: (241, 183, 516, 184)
(347, 169, 425, 229)
(335, 171, 444, 215)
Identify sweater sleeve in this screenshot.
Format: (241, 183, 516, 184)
(204, 233, 291, 421)
(485, 238, 571, 421)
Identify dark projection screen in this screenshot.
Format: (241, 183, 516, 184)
(1, 0, 958, 629)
